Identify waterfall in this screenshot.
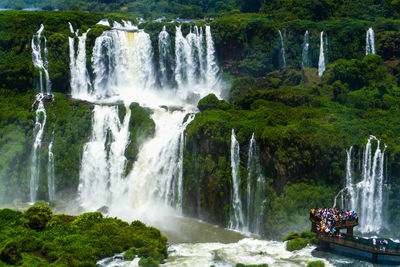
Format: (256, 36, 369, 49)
(278, 30, 286, 68)
(158, 26, 172, 88)
(30, 24, 52, 203)
(205, 25, 219, 89)
(48, 138, 55, 201)
(366, 27, 376, 55)
(78, 105, 131, 211)
(229, 129, 245, 231)
(340, 136, 387, 233)
(90, 30, 156, 100)
(29, 94, 47, 203)
(245, 133, 266, 234)
(177, 114, 196, 213)
(69, 22, 92, 99)
(302, 30, 310, 68)
(318, 31, 326, 77)
(73, 21, 222, 221)
(31, 24, 51, 94)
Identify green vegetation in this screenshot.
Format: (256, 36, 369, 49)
(184, 53, 400, 238)
(285, 230, 317, 251)
(0, 205, 167, 266)
(307, 260, 325, 267)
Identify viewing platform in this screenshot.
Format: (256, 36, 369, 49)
(310, 209, 400, 263)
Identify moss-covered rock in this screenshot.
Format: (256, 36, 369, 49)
(286, 238, 309, 251)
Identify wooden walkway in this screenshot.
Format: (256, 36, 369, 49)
(310, 214, 400, 263)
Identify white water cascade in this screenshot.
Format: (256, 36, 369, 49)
(78, 105, 131, 211)
(69, 22, 92, 99)
(29, 94, 47, 203)
(302, 30, 310, 68)
(229, 129, 245, 231)
(245, 133, 266, 234)
(158, 26, 172, 88)
(318, 31, 326, 77)
(339, 136, 387, 233)
(278, 30, 286, 68)
(30, 24, 52, 203)
(366, 27, 376, 55)
(205, 25, 220, 89)
(32, 24, 51, 94)
(73, 22, 223, 220)
(47, 138, 55, 201)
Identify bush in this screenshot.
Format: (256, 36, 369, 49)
(286, 238, 309, 251)
(24, 205, 52, 231)
(198, 94, 231, 112)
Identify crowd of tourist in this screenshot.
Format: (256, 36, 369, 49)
(310, 208, 358, 237)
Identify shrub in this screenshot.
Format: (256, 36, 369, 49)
(24, 205, 52, 231)
(283, 232, 300, 241)
(286, 238, 309, 251)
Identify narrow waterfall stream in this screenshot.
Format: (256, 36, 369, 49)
(366, 28, 376, 55)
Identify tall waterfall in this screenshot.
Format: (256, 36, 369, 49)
(73, 22, 222, 220)
(278, 30, 286, 68)
(29, 94, 47, 203)
(318, 31, 326, 77)
(229, 129, 245, 231)
(32, 24, 51, 94)
(69, 23, 92, 99)
(341, 136, 387, 233)
(158, 26, 172, 88)
(78, 105, 131, 211)
(245, 133, 266, 234)
(30, 24, 52, 203)
(205, 25, 219, 89)
(48, 138, 55, 201)
(302, 30, 310, 68)
(366, 27, 376, 55)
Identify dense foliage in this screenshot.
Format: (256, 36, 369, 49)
(0, 206, 167, 266)
(183, 56, 400, 238)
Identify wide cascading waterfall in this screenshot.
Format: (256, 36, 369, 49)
(74, 22, 223, 220)
(339, 136, 387, 233)
(69, 23, 92, 99)
(366, 27, 376, 55)
(90, 29, 156, 100)
(78, 105, 131, 211)
(318, 31, 326, 77)
(278, 30, 286, 68)
(158, 26, 172, 88)
(245, 133, 266, 234)
(47, 138, 55, 201)
(302, 30, 310, 68)
(229, 129, 245, 231)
